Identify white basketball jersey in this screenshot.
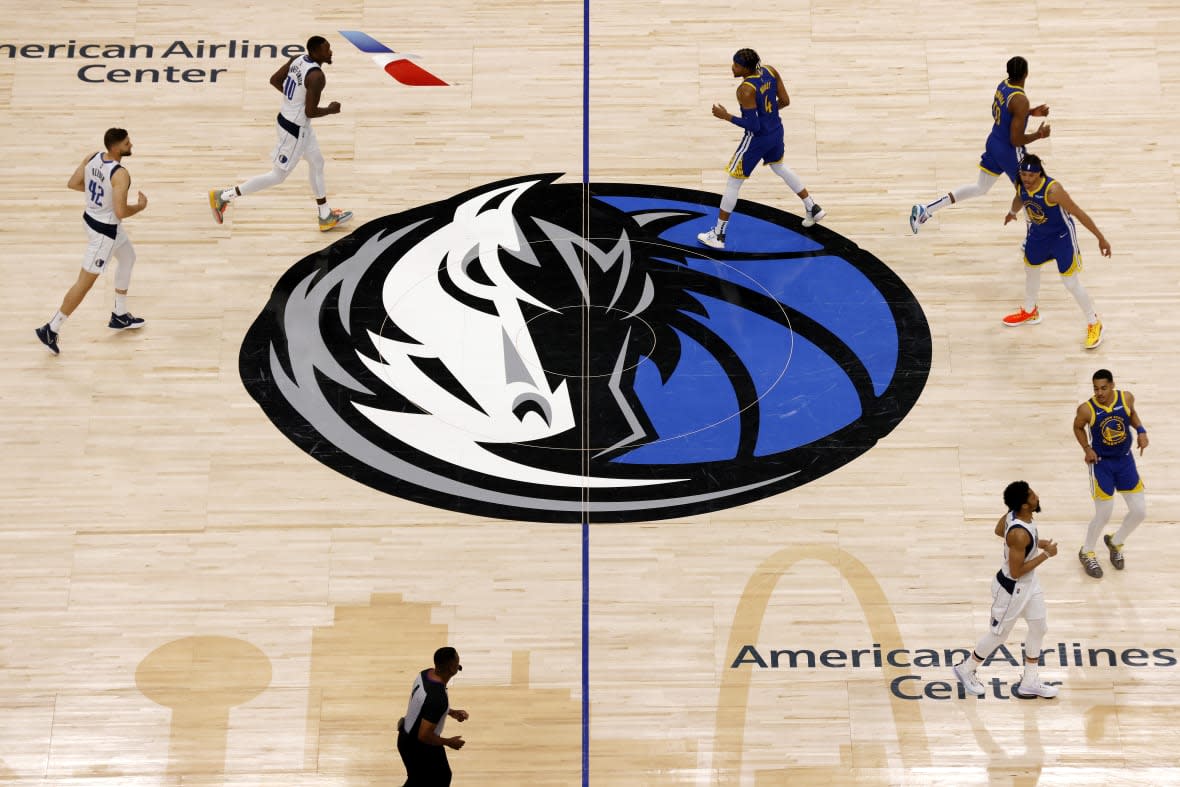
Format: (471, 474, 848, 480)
(83, 152, 122, 225)
(999, 512, 1038, 584)
(279, 55, 321, 126)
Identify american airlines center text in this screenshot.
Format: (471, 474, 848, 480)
(731, 642, 1177, 701)
(0, 39, 303, 83)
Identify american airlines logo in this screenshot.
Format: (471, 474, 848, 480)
(338, 31, 448, 86)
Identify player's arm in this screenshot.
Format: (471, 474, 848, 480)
(1125, 391, 1149, 455)
(416, 717, 465, 749)
(110, 168, 146, 220)
(994, 514, 1008, 537)
(304, 69, 341, 118)
(1073, 402, 1099, 463)
(269, 56, 296, 92)
(712, 82, 761, 132)
(1004, 190, 1024, 224)
(67, 154, 90, 191)
(766, 65, 790, 107)
(1006, 527, 1055, 578)
(1048, 182, 1111, 257)
(1008, 92, 1049, 146)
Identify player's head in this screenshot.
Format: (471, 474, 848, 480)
(1092, 369, 1115, 402)
(1018, 153, 1044, 189)
(307, 35, 332, 64)
(1003, 480, 1039, 515)
(103, 127, 131, 156)
(1006, 56, 1029, 82)
(433, 646, 462, 680)
(732, 48, 760, 77)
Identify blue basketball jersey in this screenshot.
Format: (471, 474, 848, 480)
(1087, 390, 1133, 458)
(741, 67, 784, 137)
(987, 81, 1026, 150)
(1018, 175, 1071, 238)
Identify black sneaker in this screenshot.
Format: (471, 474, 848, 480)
(1104, 534, 1125, 570)
(109, 312, 146, 330)
(802, 203, 826, 227)
(1079, 547, 1104, 579)
(35, 324, 60, 355)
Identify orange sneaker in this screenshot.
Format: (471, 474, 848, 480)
(1002, 306, 1041, 327)
(208, 189, 228, 225)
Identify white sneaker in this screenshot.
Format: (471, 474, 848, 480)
(952, 662, 985, 696)
(1012, 679, 1059, 699)
(697, 229, 725, 249)
(802, 203, 826, 227)
(909, 204, 928, 234)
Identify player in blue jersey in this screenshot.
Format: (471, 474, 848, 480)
(910, 56, 1049, 233)
(1072, 369, 1148, 578)
(1001, 154, 1110, 349)
(697, 48, 824, 250)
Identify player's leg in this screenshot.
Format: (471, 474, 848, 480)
(108, 230, 144, 330)
(1107, 462, 1146, 568)
(953, 575, 1022, 696)
(1055, 229, 1102, 348)
(765, 136, 823, 226)
(1013, 590, 1057, 698)
(1003, 240, 1047, 327)
(36, 226, 111, 353)
(699, 137, 755, 249)
(1081, 462, 1116, 578)
(910, 162, 1002, 233)
(304, 127, 352, 232)
(209, 120, 300, 222)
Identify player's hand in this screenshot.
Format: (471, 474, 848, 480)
(1084, 447, 1098, 465)
(1035, 122, 1051, 139)
(1004, 210, 1019, 225)
(136, 191, 148, 209)
(449, 709, 469, 722)
(1137, 432, 1149, 455)
(447, 736, 466, 750)
(1040, 539, 1058, 557)
(1031, 103, 1049, 117)
(327, 101, 342, 114)
(1097, 237, 1112, 257)
(711, 103, 730, 121)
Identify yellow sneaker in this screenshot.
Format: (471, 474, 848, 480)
(319, 208, 354, 232)
(1085, 319, 1103, 349)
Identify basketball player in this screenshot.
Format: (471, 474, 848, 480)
(1073, 369, 1148, 579)
(208, 35, 352, 232)
(909, 56, 1049, 233)
(951, 481, 1061, 699)
(35, 128, 147, 356)
(697, 48, 824, 250)
(397, 647, 468, 786)
(1001, 154, 1110, 349)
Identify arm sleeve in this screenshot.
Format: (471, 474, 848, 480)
(730, 107, 761, 134)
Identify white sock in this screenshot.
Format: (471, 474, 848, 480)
(49, 310, 67, 332)
(114, 294, 128, 315)
(221, 188, 238, 203)
(715, 218, 729, 235)
(1085, 498, 1114, 552)
(925, 194, 953, 214)
(1023, 662, 1040, 684)
(1024, 265, 1042, 313)
(802, 196, 816, 210)
(318, 204, 331, 219)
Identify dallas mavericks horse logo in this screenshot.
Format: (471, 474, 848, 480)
(239, 175, 931, 522)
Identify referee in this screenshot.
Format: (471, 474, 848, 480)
(397, 646, 468, 786)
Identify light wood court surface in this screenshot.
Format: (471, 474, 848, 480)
(3, 0, 1180, 784)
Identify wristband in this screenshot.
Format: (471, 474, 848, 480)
(1136, 426, 1146, 434)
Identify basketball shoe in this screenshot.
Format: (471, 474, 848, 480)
(1012, 679, 1059, 699)
(1079, 547, 1103, 578)
(1085, 319, 1103, 349)
(952, 662, 985, 697)
(697, 229, 725, 249)
(1104, 534, 1125, 570)
(909, 204, 929, 234)
(1002, 306, 1041, 327)
(802, 203, 826, 227)
(208, 190, 229, 225)
(35, 324, 60, 355)
(319, 209, 353, 232)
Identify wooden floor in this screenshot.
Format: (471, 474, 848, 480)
(4, 0, 1180, 784)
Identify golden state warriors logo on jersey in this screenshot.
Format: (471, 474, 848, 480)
(1098, 414, 1128, 447)
(239, 176, 931, 522)
(1023, 201, 1047, 224)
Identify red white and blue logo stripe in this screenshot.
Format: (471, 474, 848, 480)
(338, 30, 447, 86)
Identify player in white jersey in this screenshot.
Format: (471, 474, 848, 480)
(35, 128, 148, 355)
(207, 35, 352, 232)
(951, 481, 1062, 699)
